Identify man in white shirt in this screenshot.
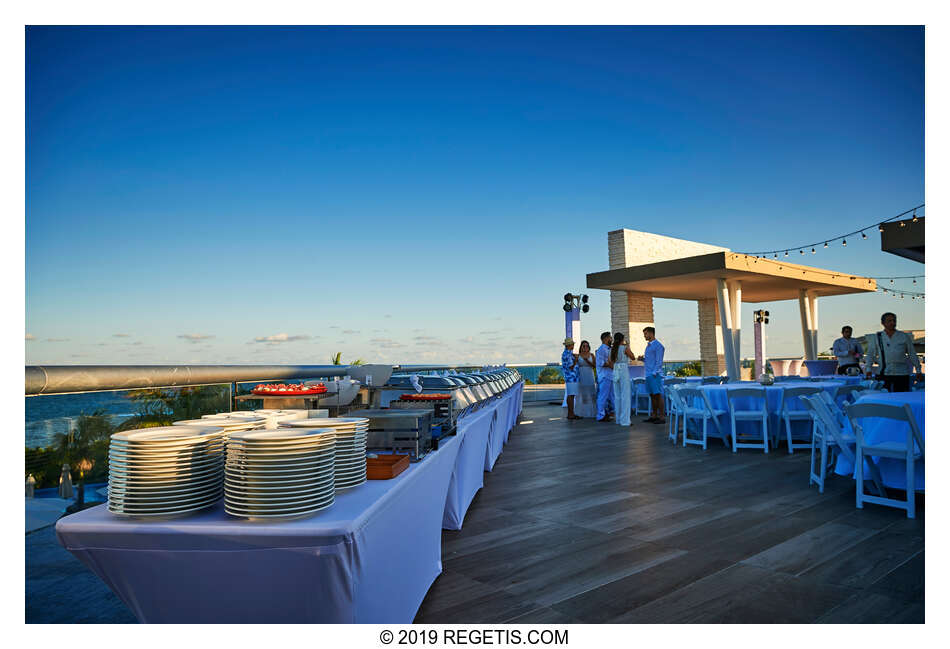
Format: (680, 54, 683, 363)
(832, 325, 863, 375)
(865, 312, 922, 392)
(595, 331, 615, 422)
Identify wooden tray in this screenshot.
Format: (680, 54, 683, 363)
(366, 454, 410, 480)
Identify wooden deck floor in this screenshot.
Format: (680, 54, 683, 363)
(26, 402, 924, 624)
(414, 404, 924, 624)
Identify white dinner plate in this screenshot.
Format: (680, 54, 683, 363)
(109, 497, 222, 517)
(109, 443, 225, 458)
(225, 482, 334, 502)
(229, 429, 334, 443)
(225, 472, 334, 491)
(224, 499, 333, 520)
(225, 493, 334, 513)
(113, 427, 224, 443)
(108, 481, 221, 499)
(110, 491, 223, 511)
(226, 440, 335, 454)
(225, 464, 333, 478)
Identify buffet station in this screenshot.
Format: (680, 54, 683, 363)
(55, 367, 524, 623)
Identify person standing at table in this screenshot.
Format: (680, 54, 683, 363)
(595, 331, 615, 422)
(561, 338, 581, 419)
(865, 312, 923, 392)
(611, 332, 637, 426)
(575, 340, 598, 418)
(832, 325, 863, 375)
(640, 327, 666, 424)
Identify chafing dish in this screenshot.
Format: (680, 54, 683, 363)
(347, 408, 434, 460)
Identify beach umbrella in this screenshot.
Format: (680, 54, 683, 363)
(58, 464, 73, 499)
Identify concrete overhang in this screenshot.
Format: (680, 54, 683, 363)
(880, 217, 924, 263)
(586, 251, 877, 302)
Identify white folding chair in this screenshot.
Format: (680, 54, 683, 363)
(664, 378, 685, 414)
(666, 385, 685, 444)
(726, 387, 769, 453)
(845, 402, 924, 518)
(801, 395, 874, 494)
(677, 387, 728, 450)
(633, 378, 651, 415)
(779, 386, 822, 453)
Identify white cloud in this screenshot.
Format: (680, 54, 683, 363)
(370, 337, 402, 349)
(25, 334, 35, 341)
(252, 333, 311, 344)
(113, 333, 131, 338)
(178, 333, 214, 343)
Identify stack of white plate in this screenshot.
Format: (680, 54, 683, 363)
(108, 426, 226, 518)
(283, 418, 368, 490)
(224, 429, 336, 519)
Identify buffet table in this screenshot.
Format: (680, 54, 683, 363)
(56, 434, 462, 624)
(442, 381, 524, 530)
(834, 391, 925, 491)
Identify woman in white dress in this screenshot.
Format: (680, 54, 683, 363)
(575, 340, 598, 418)
(610, 332, 637, 426)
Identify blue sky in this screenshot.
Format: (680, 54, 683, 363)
(25, 26, 924, 365)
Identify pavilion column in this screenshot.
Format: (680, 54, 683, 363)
(610, 290, 654, 358)
(697, 298, 726, 376)
(809, 290, 819, 360)
(798, 289, 819, 360)
(728, 280, 742, 374)
(715, 279, 739, 380)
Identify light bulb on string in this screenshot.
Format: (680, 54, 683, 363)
(799, 249, 804, 255)
(784, 251, 789, 257)
(879, 224, 885, 233)
(842, 239, 847, 246)
(913, 278, 917, 284)
(824, 242, 828, 248)
(890, 279, 894, 283)
(811, 248, 816, 254)
(861, 232, 867, 239)
(912, 210, 919, 223)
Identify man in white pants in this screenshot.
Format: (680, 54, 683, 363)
(595, 331, 615, 422)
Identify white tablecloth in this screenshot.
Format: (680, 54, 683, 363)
(442, 382, 522, 529)
(834, 391, 925, 490)
(55, 434, 462, 623)
(442, 405, 492, 530)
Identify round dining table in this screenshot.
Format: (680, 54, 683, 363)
(834, 391, 925, 491)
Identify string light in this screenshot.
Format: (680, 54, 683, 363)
(912, 210, 919, 223)
(738, 204, 923, 256)
(811, 247, 816, 254)
(799, 249, 804, 255)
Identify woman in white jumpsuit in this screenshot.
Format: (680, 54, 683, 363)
(611, 332, 638, 426)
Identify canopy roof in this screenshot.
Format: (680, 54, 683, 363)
(586, 251, 877, 302)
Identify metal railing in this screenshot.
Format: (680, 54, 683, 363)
(25, 364, 486, 396)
